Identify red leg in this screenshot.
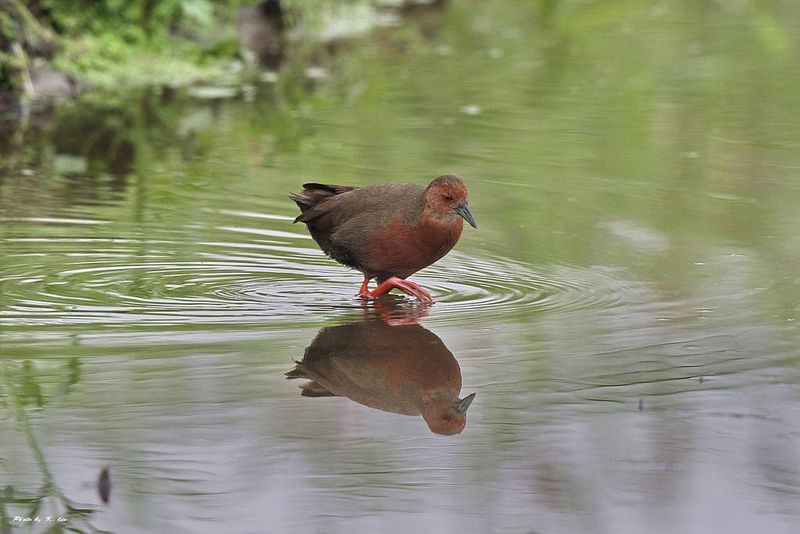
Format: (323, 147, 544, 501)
(373, 298, 430, 325)
(361, 276, 434, 304)
(358, 276, 371, 298)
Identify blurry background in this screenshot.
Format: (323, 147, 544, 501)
(1, 1, 800, 533)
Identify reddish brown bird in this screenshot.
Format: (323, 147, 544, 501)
(286, 314, 476, 435)
(290, 175, 476, 303)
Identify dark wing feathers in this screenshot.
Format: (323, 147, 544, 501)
(284, 361, 308, 379)
(301, 183, 356, 195)
(299, 381, 337, 397)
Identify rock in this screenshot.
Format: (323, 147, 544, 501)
(30, 67, 76, 99)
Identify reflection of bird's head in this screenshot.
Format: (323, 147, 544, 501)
(422, 392, 476, 435)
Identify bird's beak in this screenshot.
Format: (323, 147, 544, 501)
(455, 392, 476, 414)
(454, 202, 478, 229)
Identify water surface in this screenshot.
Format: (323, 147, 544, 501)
(2, 2, 800, 533)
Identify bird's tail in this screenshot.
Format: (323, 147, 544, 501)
(284, 360, 308, 379)
(289, 183, 356, 216)
(285, 362, 337, 397)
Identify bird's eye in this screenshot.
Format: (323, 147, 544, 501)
(443, 193, 453, 202)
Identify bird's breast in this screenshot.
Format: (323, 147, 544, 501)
(365, 214, 463, 277)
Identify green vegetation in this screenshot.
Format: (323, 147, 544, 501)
(1, 0, 246, 94)
(0, 0, 389, 97)
(48, 0, 247, 85)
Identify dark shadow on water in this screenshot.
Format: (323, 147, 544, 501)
(286, 297, 475, 435)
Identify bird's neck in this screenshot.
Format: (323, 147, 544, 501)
(421, 201, 459, 226)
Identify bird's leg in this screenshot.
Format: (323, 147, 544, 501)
(357, 276, 371, 299)
(373, 298, 430, 326)
(362, 276, 435, 304)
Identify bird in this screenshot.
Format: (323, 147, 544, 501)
(285, 310, 476, 435)
(290, 174, 476, 303)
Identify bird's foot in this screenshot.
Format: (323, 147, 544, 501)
(358, 276, 435, 304)
(370, 297, 430, 326)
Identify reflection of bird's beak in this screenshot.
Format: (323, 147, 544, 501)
(454, 202, 478, 229)
(455, 392, 476, 414)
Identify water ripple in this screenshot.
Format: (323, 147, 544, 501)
(422, 255, 647, 319)
(0, 228, 648, 330)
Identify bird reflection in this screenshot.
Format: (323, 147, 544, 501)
(286, 303, 475, 435)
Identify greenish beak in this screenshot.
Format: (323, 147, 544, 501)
(455, 392, 476, 414)
(454, 202, 478, 229)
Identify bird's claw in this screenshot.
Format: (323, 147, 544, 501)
(393, 279, 434, 304)
(358, 276, 435, 304)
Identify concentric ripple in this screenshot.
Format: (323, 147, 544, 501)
(419, 254, 649, 319)
(0, 213, 650, 334)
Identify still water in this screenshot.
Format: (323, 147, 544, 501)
(2, 2, 800, 533)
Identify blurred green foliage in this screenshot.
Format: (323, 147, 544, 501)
(43, 0, 225, 38)
(0, 0, 250, 93)
(1, 0, 398, 96)
(44, 0, 244, 84)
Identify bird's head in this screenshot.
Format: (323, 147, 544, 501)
(422, 392, 476, 435)
(425, 175, 477, 229)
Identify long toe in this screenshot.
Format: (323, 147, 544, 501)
(395, 279, 435, 304)
(365, 277, 435, 303)
(406, 282, 434, 303)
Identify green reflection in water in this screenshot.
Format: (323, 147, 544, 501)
(1, 1, 800, 533)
